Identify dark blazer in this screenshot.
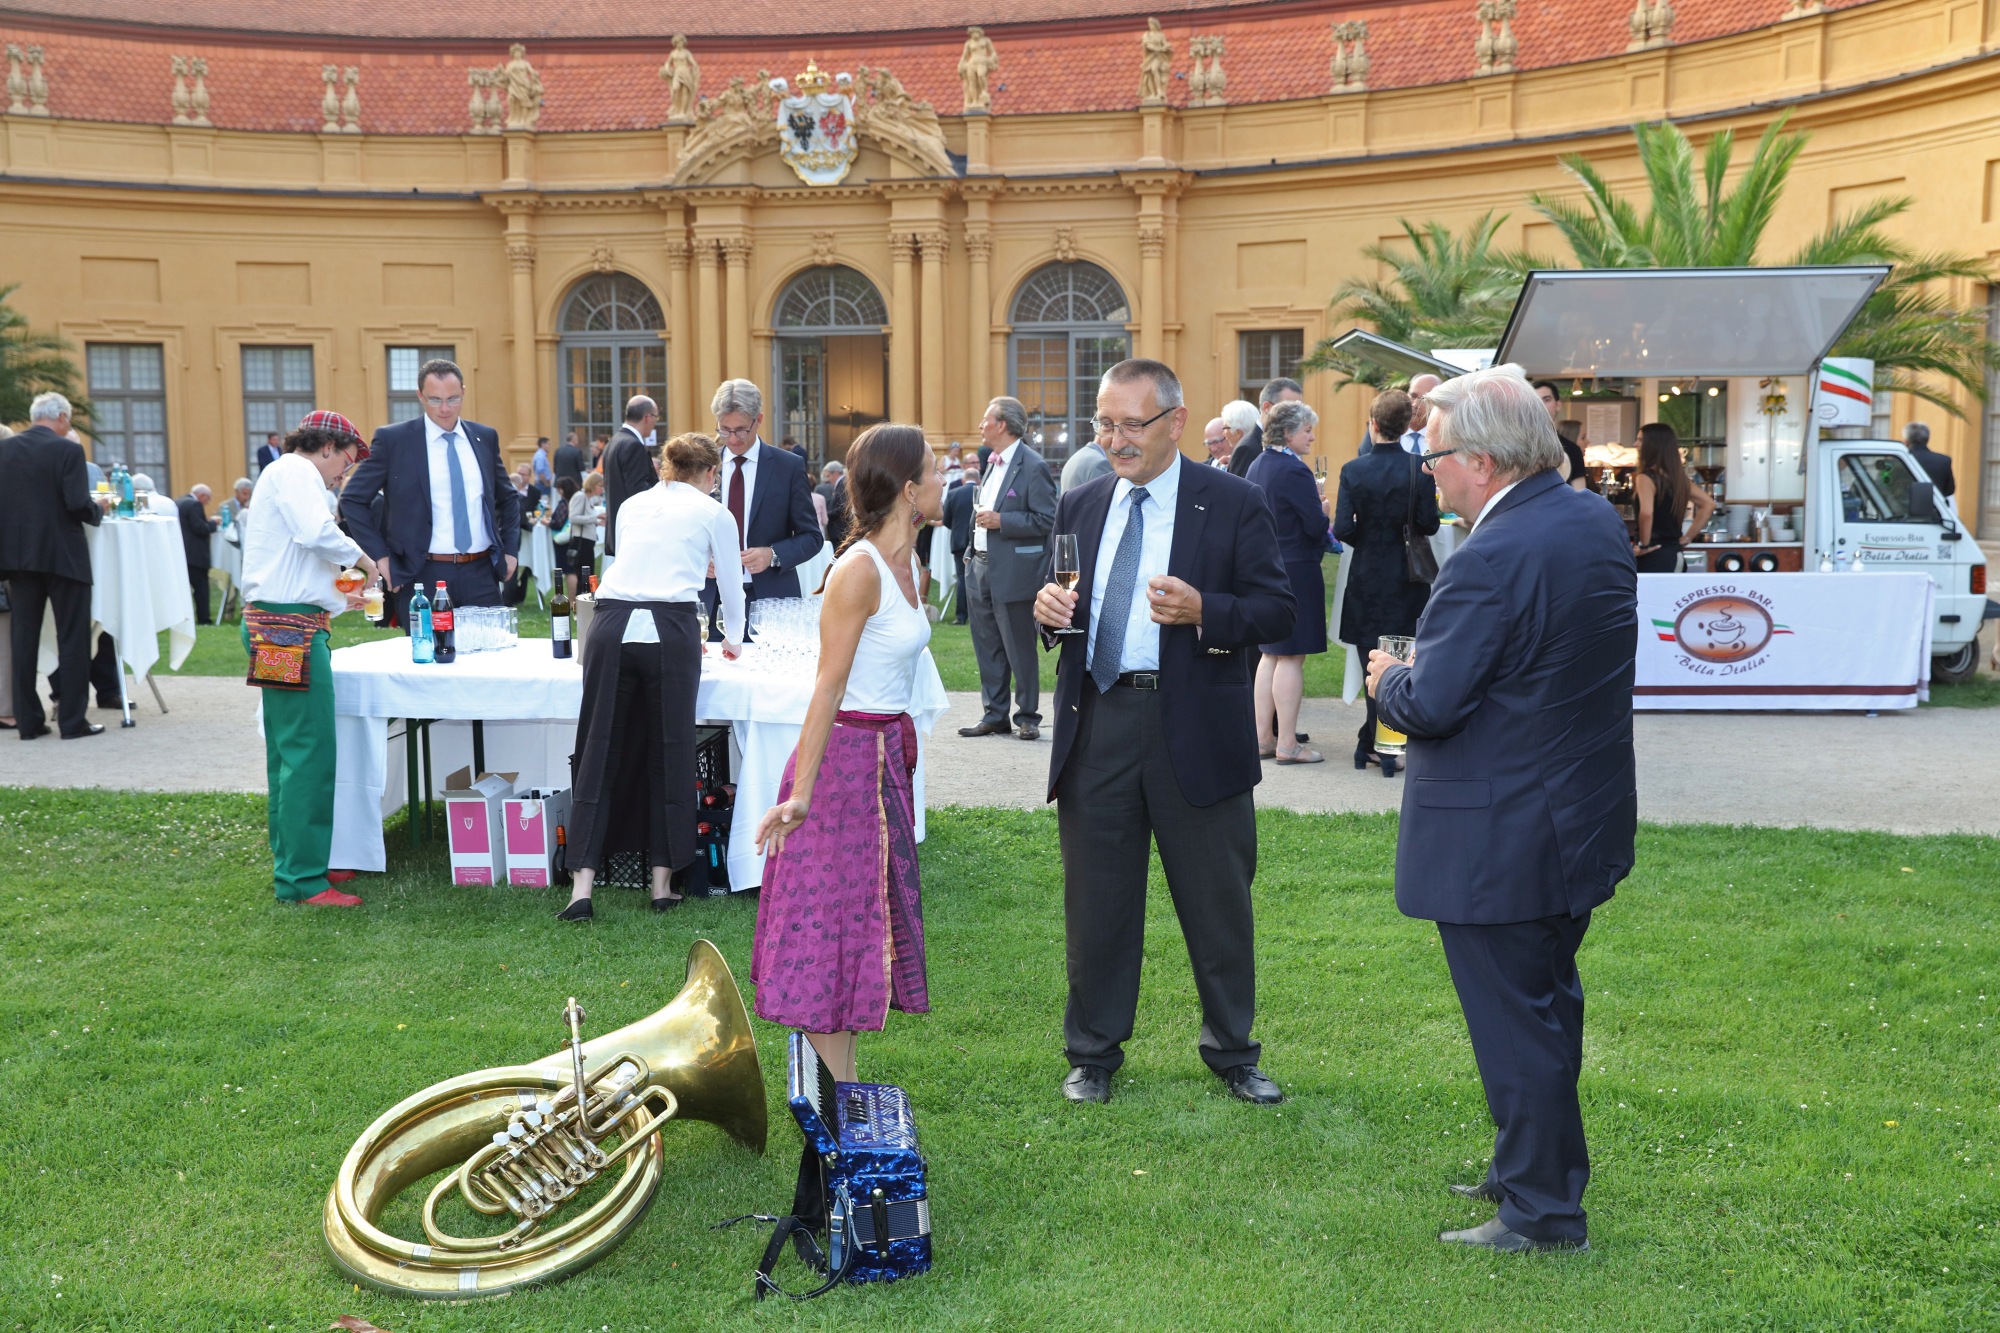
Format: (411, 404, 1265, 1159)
(340, 417, 521, 586)
(177, 494, 218, 568)
(1041, 460, 1295, 808)
(1245, 447, 1332, 566)
(943, 479, 976, 557)
(552, 441, 587, 486)
(975, 442, 1058, 603)
(599, 426, 656, 559)
(1909, 444, 1955, 499)
(718, 441, 823, 600)
(1226, 424, 1263, 478)
(1376, 469, 1636, 925)
(0, 425, 102, 584)
(1333, 440, 1440, 647)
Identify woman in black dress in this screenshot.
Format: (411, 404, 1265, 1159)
(1632, 423, 1716, 573)
(1333, 389, 1439, 777)
(1245, 400, 1333, 764)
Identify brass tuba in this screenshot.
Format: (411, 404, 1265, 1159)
(323, 939, 767, 1298)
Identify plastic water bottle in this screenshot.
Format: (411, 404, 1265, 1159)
(409, 583, 435, 664)
(114, 462, 135, 518)
(1834, 550, 1850, 574)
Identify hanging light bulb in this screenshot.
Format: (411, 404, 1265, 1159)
(1706, 385, 1720, 397)
(1570, 378, 1583, 396)
(1671, 381, 1683, 395)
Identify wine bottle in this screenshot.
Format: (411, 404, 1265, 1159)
(550, 582, 573, 659)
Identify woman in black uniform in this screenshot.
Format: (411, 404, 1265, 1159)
(1632, 423, 1716, 573)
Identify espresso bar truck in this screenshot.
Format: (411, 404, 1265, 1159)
(1327, 266, 1988, 709)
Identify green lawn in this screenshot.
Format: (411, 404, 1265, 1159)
(1, 791, 1994, 1329)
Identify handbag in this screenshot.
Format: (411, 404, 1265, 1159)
(1402, 454, 1439, 585)
(242, 607, 330, 690)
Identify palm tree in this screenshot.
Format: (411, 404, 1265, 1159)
(1298, 213, 1547, 388)
(1529, 114, 1998, 415)
(0, 283, 88, 427)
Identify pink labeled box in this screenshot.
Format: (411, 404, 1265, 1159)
(444, 767, 515, 885)
(502, 787, 572, 886)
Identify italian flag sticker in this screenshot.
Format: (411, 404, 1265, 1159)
(1820, 361, 1872, 406)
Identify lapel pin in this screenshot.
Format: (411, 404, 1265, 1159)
(1193, 503, 1206, 512)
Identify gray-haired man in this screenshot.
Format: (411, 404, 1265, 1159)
(702, 379, 820, 635)
(960, 395, 1057, 740)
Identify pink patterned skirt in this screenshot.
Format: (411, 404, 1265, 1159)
(750, 711, 929, 1032)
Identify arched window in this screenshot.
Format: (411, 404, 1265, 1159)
(558, 274, 666, 448)
(1008, 262, 1131, 462)
(771, 266, 889, 464)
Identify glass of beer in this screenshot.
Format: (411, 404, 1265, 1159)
(1051, 534, 1083, 635)
(1375, 635, 1416, 756)
(362, 579, 386, 620)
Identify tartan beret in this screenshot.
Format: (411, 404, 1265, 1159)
(296, 410, 368, 459)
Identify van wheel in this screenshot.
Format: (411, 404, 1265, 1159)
(1933, 631, 1982, 685)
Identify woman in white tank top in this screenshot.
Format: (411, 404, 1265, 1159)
(750, 425, 943, 1082)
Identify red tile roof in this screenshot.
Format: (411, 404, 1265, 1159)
(0, 1, 1878, 133)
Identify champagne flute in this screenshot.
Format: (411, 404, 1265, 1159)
(1051, 534, 1083, 636)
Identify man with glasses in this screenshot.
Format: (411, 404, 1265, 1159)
(1201, 416, 1232, 466)
(341, 358, 521, 627)
(701, 379, 820, 635)
(1033, 359, 1294, 1106)
(959, 395, 1057, 740)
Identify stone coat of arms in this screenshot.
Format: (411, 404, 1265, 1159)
(772, 62, 857, 186)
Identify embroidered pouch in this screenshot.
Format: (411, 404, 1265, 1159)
(243, 608, 330, 691)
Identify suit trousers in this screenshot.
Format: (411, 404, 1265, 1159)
(1057, 683, 1260, 1074)
(391, 557, 503, 629)
(9, 570, 92, 737)
(964, 552, 1040, 727)
(188, 563, 213, 625)
(1437, 911, 1592, 1244)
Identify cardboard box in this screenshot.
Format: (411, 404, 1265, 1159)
(444, 766, 515, 885)
(503, 787, 572, 886)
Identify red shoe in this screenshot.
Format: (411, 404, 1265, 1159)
(303, 888, 364, 907)
(325, 869, 358, 885)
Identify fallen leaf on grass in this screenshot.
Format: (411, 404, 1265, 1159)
(1884, 1120, 1899, 1128)
(332, 1317, 391, 1333)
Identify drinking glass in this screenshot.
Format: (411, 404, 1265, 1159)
(335, 567, 366, 596)
(362, 580, 386, 622)
(1051, 534, 1083, 635)
(1374, 635, 1416, 756)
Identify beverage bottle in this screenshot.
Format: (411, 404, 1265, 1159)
(409, 583, 436, 663)
(551, 582, 573, 659)
(115, 462, 135, 517)
(552, 824, 571, 885)
(431, 579, 456, 663)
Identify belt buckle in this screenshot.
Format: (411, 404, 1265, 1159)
(1130, 671, 1160, 691)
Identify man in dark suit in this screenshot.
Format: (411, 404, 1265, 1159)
(703, 379, 822, 633)
(0, 393, 107, 739)
(1033, 359, 1294, 1106)
(552, 431, 587, 488)
(942, 474, 976, 623)
(1904, 422, 1954, 499)
(816, 461, 852, 551)
(781, 435, 809, 462)
(1367, 365, 1636, 1255)
(961, 395, 1058, 740)
(599, 395, 658, 560)
(253, 433, 282, 476)
(339, 357, 521, 626)
(177, 484, 219, 625)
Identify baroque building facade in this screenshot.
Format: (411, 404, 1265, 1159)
(2, 0, 1997, 530)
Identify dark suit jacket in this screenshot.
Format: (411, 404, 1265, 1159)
(1909, 444, 1955, 499)
(599, 426, 656, 559)
(943, 479, 975, 556)
(823, 482, 853, 552)
(1333, 441, 1439, 647)
(718, 441, 823, 600)
(339, 417, 521, 586)
(975, 442, 1058, 603)
(254, 442, 281, 472)
(0, 424, 102, 584)
(1376, 469, 1636, 925)
(552, 441, 587, 486)
(1041, 460, 1295, 808)
(1226, 425, 1263, 478)
(177, 494, 218, 568)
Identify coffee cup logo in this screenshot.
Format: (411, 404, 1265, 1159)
(1673, 595, 1774, 663)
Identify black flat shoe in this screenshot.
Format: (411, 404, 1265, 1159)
(18, 724, 50, 741)
(1380, 753, 1400, 778)
(555, 899, 594, 922)
(1061, 1065, 1112, 1104)
(957, 719, 1010, 737)
(1353, 748, 1376, 770)
(649, 893, 683, 912)
(61, 723, 105, 739)
(1220, 1064, 1284, 1104)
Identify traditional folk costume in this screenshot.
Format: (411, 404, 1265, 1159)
(567, 480, 744, 875)
(752, 539, 933, 1032)
(238, 429, 365, 901)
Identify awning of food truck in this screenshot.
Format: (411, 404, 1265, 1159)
(1318, 328, 1468, 381)
(1493, 266, 1889, 378)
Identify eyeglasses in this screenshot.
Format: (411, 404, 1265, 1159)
(1090, 407, 1175, 442)
(421, 395, 464, 409)
(715, 424, 757, 439)
(1417, 448, 1459, 472)
(1202, 437, 1226, 448)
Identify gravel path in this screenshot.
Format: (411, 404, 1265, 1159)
(2, 678, 1993, 836)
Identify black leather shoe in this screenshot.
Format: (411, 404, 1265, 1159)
(62, 723, 106, 739)
(1439, 1217, 1586, 1253)
(649, 892, 683, 912)
(1380, 753, 1400, 778)
(1221, 1064, 1283, 1104)
(1016, 722, 1040, 741)
(958, 719, 1010, 737)
(1450, 1181, 1505, 1204)
(555, 899, 594, 923)
(1061, 1065, 1112, 1104)
(18, 724, 50, 741)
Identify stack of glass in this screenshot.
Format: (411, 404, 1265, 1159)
(452, 606, 521, 653)
(739, 597, 821, 669)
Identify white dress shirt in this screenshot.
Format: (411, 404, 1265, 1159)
(423, 414, 494, 555)
(720, 442, 765, 582)
(1399, 427, 1427, 456)
(239, 453, 363, 613)
(601, 480, 746, 644)
(1471, 478, 1523, 532)
(973, 441, 1017, 553)
(1087, 453, 1182, 677)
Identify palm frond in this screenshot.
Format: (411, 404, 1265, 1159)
(0, 283, 90, 427)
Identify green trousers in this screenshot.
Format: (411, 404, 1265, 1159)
(244, 605, 336, 901)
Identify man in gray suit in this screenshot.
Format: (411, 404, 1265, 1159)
(1060, 434, 1113, 492)
(960, 395, 1057, 741)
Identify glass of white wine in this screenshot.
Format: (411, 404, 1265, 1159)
(1374, 635, 1416, 755)
(1051, 534, 1083, 635)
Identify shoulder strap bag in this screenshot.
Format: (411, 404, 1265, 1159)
(1403, 454, 1440, 585)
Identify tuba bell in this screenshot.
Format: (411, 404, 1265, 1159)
(323, 939, 766, 1298)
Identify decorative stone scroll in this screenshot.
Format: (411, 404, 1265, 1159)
(1329, 21, 1369, 92)
(321, 65, 360, 133)
(660, 35, 700, 123)
(1627, 0, 1673, 50)
(959, 27, 997, 111)
(1474, 0, 1518, 77)
(1054, 226, 1078, 263)
(6, 43, 50, 116)
(1138, 18, 1173, 105)
(676, 57, 953, 184)
(170, 56, 211, 128)
(1188, 37, 1227, 108)
(468, 69, 502, 133)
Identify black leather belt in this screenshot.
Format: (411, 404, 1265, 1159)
(429, 549, 492, 565)
(970, 550, 988, 561)
(1112, 671, 1161, 690)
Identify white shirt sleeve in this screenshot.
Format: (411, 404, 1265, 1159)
(283, 466, 363, 568)
(711, 502, 747, 644)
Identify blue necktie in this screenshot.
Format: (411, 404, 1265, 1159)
(441, 430, 472, 553)
(1091, 486, 1149, 694)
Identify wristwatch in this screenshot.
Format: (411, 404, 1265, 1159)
(768, 548, 781, 569)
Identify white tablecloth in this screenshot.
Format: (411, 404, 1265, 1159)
(36, 515, 197, 682)
(525, 523, 557, 604)
(928, 526, 956, 610)
(328, 637, 949, 884)
(210, 523, 244, 588)
(793, 538, 833, 600)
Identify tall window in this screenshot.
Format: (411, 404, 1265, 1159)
(1008, 262, 1131, 463)
(388, 344, 457, 424)
(1239, 329, 1304, 403)
(558, 274, 665, 448)
(1982, 289, 2000, 538)
(772, 266, 889, 462)
(242, 346, 315, 473)
(86, 344, 169, 490)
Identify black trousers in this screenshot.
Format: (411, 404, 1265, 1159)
(964, 553, 1040, 727)
(390, 556, 503, 629)
(1438, 912, 1592, 1243)
(188, 564, 212, 625)
(1057, 684, 1260, 1075)
(10, 571, 92, 737)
